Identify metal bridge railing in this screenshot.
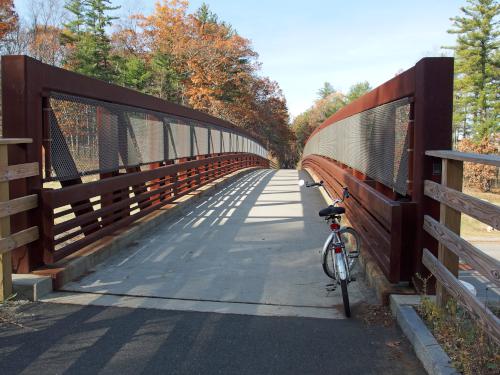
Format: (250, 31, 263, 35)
(302, 57, 455, 285)
(1, 55, 269, 271)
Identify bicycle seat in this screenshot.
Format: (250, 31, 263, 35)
(319, 205, 345, 217)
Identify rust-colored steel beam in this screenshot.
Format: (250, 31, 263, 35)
(1, 55, 268, 271)
(3, 56, 264, 145)
(411, 58, 454, 282)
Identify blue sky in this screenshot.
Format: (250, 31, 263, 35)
(16, 0, 465, 117)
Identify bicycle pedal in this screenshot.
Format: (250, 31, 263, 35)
(348, 252, 360, 258)
(350, 277, 356, 282)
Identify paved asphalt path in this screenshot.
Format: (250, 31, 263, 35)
(0, 302, 425, 375)
(0, 170, 426, 374)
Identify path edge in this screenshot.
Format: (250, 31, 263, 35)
(390, 295, 459, 375)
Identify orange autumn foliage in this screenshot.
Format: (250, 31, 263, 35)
(0, 0, 17, 40)
(128, 0, 293, 160)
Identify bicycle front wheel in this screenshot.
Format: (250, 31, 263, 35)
(341, 279, 351, 317)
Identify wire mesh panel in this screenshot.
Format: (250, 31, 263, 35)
(222, 131, 231, 153)
(303, 97, 411, 195)
(194, 126, 209, 156)
(47, 92, 267, 180)
(128, 113, 165, 164)
(209, 128, 219, 154)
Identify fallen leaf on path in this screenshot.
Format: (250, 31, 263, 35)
(386, 340, 401, 348)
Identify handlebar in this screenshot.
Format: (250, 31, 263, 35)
(303, 180, 350, 204)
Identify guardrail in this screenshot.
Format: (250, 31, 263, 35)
(423, 150, 500, 344)
(301, 57, 454, 283)
(0, 138, 39, 301)
(2, 55, 270, 272)
(43, 153, 267, 262)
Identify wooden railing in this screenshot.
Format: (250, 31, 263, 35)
(0, 138, 40, 301)
(423, 150, 500, 344)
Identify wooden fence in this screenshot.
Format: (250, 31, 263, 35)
(0, 138, 39, 301)
(423, 150, 500, 344)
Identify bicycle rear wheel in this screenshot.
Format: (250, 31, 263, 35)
(322, 227, 360, 279)
(340, 279, 350, 317)
(339, 227, 360, 271)
(322, 242, 335, 279)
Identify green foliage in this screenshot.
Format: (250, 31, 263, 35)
(346, 81, 372, 103)
(446, 0, 499, 140)
(317, 82, 335, 99)
(149, 52, 185, 103)
(62, 0, 120, 82)
(195, 2, 219, 25)
(115, 55, 152, 91)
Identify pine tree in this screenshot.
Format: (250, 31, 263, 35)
(62, 0, 85, 38)
(62, 0, 120, 82)
(317, 82, 335, 99)
(195, 3, 218, 25)
(447, 0, 499, 140)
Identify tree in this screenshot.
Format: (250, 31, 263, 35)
(62, 0, 120, 82)
(317, 82, 335, 99)
(457, 137, 498, 191)
(194, 2, 218, 25)
(0, 0, 17, 41)
(115, 55, 152, 91)
(26, 0, 67, 65)
(346, 81, 372, 103)
(446, 0, 499, 140)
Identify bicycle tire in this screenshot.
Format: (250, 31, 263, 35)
(321, 227, 360, 279)
(340, 227, 360, 255)
(322, 242, 335, 279)
(341, 279, 350, 317)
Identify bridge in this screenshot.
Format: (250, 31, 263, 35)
(1, 55, 499, 372)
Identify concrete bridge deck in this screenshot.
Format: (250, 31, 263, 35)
(1, 169, 426, 374)
(44, 169, 369, 319)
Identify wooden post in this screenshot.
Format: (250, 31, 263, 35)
(0, 143, 12, 301)
(436, 158, 463, 307)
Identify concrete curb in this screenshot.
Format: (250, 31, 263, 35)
(12, 274, 52, 301)
(33, 167, 264, 290)
(390, 295, 459, 375)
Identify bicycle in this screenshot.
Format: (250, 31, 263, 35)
(299, 179, 361, 317)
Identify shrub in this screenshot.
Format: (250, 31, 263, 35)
(457, 138, 498, 192)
